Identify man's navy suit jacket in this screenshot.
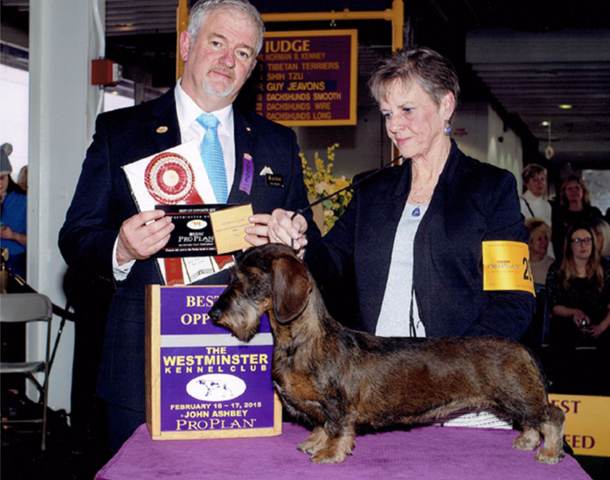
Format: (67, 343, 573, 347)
(59, 88, 318, 411)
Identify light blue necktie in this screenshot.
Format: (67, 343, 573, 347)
(196, 112, 228, 203)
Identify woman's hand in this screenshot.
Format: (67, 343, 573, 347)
(587, 309, 610, 339)
(244, 214, 272, 248)
(571, 309, 590, 328)
(587, 322, 609, 338)
(0, 225, 26, 245)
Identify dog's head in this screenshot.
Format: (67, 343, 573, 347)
(209, 244, 312, 341)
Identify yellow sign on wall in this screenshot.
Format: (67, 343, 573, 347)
(548, 394, 610, 457)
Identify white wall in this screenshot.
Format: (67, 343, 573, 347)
(27, 0, 105, 412)
(453, 103, 523, 192)
(0, 65, 29, 178)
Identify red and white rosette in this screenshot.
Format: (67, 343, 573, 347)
(144, 152, 203, 205)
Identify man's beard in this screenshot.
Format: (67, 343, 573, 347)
(201, 66, 236, 98)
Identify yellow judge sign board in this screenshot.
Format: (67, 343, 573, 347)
(548, 395, 610, 457)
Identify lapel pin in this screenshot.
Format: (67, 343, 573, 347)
(156, 126, 169, 134)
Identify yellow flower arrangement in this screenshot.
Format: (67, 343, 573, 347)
(300, 143, 353, 233)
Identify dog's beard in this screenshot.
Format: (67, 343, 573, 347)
(214, 298, 262, 342)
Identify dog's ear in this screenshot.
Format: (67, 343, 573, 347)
(271, 255, 312, 324)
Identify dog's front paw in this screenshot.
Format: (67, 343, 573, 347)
(298, 440, 319, 455)
(309, 449, 350, 464)
(298, 426, 328, 455)
(308, 435, 354, 463)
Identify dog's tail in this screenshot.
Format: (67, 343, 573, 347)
(521, 343, 551, 396)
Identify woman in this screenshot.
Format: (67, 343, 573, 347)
(588, 217, 610, 260)
(520, 164, 552, 226)
(546, 224, 610, 345)
(552, 175, 602, 261)
(545, 224, 610, 395)
(250, 46, 534, 343)
(0, 143, 27, 278)
(525, 218, 554, 285)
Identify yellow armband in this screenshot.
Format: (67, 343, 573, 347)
(482, 241, 535, 295)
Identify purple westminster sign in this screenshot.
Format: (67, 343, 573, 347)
(147, 286, 278, 438)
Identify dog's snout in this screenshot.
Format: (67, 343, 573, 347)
(208, 305, 222, 323)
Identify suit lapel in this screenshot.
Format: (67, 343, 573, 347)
(228, 108, 255, 204)
(148, 88, 182, 154)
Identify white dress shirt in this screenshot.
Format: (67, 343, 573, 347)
(174, 80, 236, 194)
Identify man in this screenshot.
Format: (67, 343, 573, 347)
(59, 0, 317, 454)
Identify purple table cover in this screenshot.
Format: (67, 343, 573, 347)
(95, 423, 590, 480)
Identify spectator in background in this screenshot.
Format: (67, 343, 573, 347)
(552, 175, 602, 261)
(546, 223, 610, 347)
(17, 165, 28, 194)
(589, 217, 610, 260)
(545, 223, 610, 395)
(0, 143, 27, 279)
(520, 164, 552, 227)
(525, 217, 554, 285)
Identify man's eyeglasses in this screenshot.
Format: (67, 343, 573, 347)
(571, 237, 592, 246)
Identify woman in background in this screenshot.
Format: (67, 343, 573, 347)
(17, 165, 28, 194)
(547, 223, 610, 345)
(545, 223, 609, 395)
(525, 217, 554, 285)
(588, 217, 610, 260)
(520, 164, 552, 227)
(0, 143, 27, 279)
(552, 175, 602, 261)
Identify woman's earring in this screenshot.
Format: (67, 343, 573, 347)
(444, 125, 452, 136)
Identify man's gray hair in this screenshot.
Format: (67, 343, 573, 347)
(188, 0, 265, 55)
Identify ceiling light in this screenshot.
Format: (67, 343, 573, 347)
(558, 104, 573, 110)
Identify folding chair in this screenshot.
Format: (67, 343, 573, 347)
(1, 293, 53, 450)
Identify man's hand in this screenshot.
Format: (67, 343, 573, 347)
(116, 210, 174, 265)
(246, 209, 308, 251)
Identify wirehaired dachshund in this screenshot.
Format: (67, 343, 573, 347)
(208, 244, 565, 464)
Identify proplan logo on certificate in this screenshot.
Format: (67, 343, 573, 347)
(158, 204, 253, 257)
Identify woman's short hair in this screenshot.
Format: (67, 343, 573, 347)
(525, 217, 551, 244)
(588, 217, 610, 257)
(187, 0, 265, 55)
(521, 164, 546, 184)
(368, 45, 460, 124)
(559, 174, 591, 207)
